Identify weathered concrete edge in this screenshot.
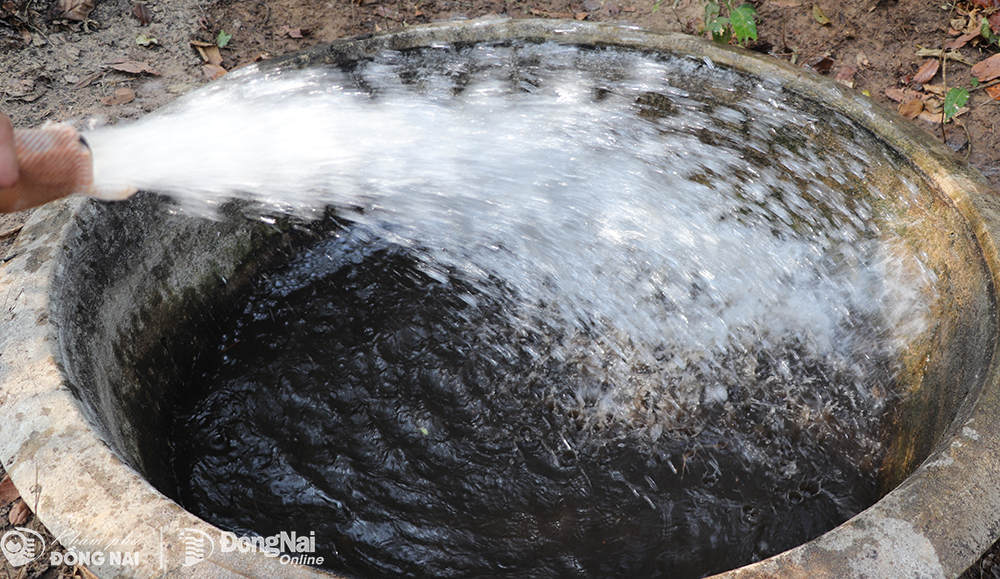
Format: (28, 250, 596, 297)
(0, 197, 336, 579)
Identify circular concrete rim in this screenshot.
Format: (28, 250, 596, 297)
(1, 17, 999, 579)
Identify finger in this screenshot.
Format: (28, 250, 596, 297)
(0, 114, 18, 189)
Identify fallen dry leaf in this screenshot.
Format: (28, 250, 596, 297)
(898, 98, 924, 119)
(915, 47, 974, 66)
(805, 55, 834, 74)
(277, 25, 311, 38)
(528, 8, 575, 18)
(57, 0, 94, 21)
(986, 85, 1000, 101)
(600, 2, 621, 16)
(73, 69, 105, 89)
(945, 31, 979, 50)
(989, 11, 1000, 35)
(812, 4, 831, 25)
(973, 53, 1000, 82)
(8, 499, 29, 526)
(0, 475, 20, 508)
(105, 60, 161, 76)
(203, 64, 227, 80)
(374, 5, 400, 19)
(100, 87, 136, 106)
(835, 66, 855, 87)
(193, 44, 223, 65)
(884, 86, 924, 103)
(912, 59, 939, 84)
(133, 2, 153, 25)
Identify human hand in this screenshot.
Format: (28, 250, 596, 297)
(0, 116, 136, 213)
(0, 112, 18, 189)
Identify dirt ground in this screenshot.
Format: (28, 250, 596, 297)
(2, 0, 1000, 577)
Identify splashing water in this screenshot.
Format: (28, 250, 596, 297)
(90, 41, 943, 577)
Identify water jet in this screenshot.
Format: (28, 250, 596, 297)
(1, 18, 999, 579)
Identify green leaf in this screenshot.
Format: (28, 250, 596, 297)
(943, 87, 969, 122)
(707, 16, 732, 44)
(971, 77, 980, 88)
(981, 17, 998, 44)
(731, 3, 758, 43)
(217, 29, 233, 48)
(704, 0, 721, 22)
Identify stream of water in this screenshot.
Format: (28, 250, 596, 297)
(85, 41, 939, 578)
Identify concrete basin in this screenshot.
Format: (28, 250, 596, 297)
(1, 18, 999, 579)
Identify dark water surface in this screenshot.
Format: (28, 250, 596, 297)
(172, 225, 896, 579)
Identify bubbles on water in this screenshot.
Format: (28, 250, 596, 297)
(155, 40, 941, 578)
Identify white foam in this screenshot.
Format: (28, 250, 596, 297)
(83, 44, 936, 430)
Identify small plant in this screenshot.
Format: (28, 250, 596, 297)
(943, 86, 969, 122)
(217, 29, 233, 48)
(702, 1, 758, 46)
(981, 16, 999, 46)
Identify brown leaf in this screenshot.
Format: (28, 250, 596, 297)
(986, 85, 1000, 101)
(0, 475, 20, 508)
(57, 0, 94, 20)
(990, 11, 1000, 35)
(202, 64, 227, 80)
(912, 60, 939, 84)
(374, 6, 400, 19)
(805, 55, 834, 73)
(600, 2, 620, 16)
(277, 25, 310, 39)
(835, 66, 855, 82)
(133, 2, 153, 25)
(193, 44, 223, 65)
(972, 53, 1000, 82)
(945, 31, 979, 50)
(8, 499, 29, 526)
(898, 98, 924, 119)
(528, 8, 575, 18)
(100, 87, 136, 106)
(105, 60, 161, 76)
(884, 87, 924, 103)
(73, 69, 105, 89)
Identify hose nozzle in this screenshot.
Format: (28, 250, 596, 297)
(0, 123, 137, 214)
